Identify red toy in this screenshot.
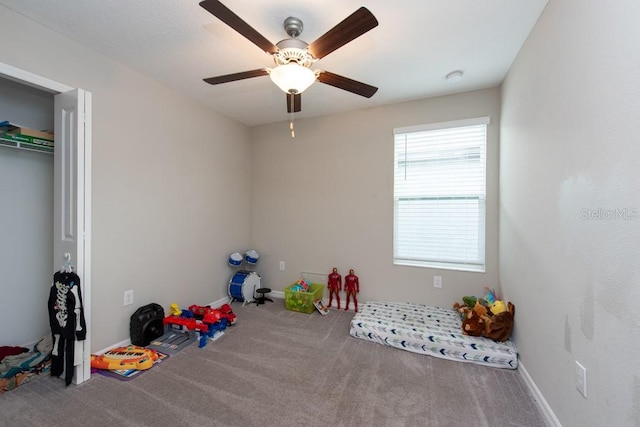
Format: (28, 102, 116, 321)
(165, 303, 235, 348)
(163, 315, 209, 334)
(188, 303, 237, 325)
(217, 303, 238, 325)
(344, 269, 360, 312)
(327, 267, 342, 309)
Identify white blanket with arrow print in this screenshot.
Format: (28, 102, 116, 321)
(349, 301, 518, 369)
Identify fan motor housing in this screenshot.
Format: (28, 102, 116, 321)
(274, 38, 313, 66)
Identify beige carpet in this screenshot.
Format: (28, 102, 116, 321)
(0, 301, 549, 426)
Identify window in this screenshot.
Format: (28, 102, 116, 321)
(393, 117, 489, 272)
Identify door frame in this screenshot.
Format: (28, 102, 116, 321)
(0, 62, 92, 384)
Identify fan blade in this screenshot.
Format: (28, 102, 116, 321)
(203, 69, 269, 85)
(199, 0, 278, 54)
(317, 71, 378, 98)
(308, 7, 378, 59)
(286, 93, 301, 113)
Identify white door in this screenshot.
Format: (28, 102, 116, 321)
(54, 88, 92, 384)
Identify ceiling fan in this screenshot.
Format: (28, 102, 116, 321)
(199, 0, 379, 115)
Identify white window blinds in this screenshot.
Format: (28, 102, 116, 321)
(393, 117, 489, 272)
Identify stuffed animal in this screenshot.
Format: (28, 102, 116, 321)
(454, 298, 515, 342)
(484, 302, 515, 342)
(458, 301, 488, 337)
(490, 300, 507, 315)
(461, 307, 485, 336)
(483, 286, 497, 305)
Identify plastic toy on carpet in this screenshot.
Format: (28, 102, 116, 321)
(95, 351, 168, 381)
(161, 303, 232, 348)
(146, 330, 196, 354)
(90, 345, 160, 371)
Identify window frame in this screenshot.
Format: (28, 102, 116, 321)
(392, 117, 490, 272)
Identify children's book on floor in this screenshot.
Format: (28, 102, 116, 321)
(314, 299, 329, 315)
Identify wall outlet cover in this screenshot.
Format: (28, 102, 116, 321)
(123, 289, 134, 306)
(433, 276, 442, 288)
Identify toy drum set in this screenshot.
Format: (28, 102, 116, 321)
(227, 250, 261, 305)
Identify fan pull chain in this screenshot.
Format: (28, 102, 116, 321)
(289, 93, 295, 138)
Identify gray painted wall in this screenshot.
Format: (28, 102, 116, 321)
(0, 5, 252, 351)
(250, 88, 501, 309)
(4, 1, 638, 425)
(0, 78, 54, 345)
(501, 0, 640, 425)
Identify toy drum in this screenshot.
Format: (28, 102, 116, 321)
(228, 252, 243, 267)
(228, 270, 261, 303)
(244, 249, 259, 265)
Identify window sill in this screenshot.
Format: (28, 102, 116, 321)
(394, 259, 485, 273)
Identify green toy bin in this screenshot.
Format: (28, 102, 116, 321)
(284, 283, 324, 314)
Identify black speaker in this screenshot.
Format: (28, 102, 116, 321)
(130, 303, 165, 346)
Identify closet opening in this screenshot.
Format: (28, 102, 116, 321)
(0, 62, 92, 385)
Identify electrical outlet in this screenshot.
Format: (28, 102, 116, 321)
(279, 261, 285, 271)
(123, 289, 134, 306)
(433, 276, 442, 288)
(575, 361, 587, 398)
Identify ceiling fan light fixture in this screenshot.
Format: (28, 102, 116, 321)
(269, 63, 316, 94)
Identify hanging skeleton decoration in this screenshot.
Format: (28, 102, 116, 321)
(48, 270, 86, 385)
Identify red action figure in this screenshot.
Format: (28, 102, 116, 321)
(327, 267, 342, 309)
(344, 269, 360, 312)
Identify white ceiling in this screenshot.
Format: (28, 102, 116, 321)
(0, 0, 548, 127)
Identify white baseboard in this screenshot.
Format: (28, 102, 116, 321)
(95, 338, 131, 355)
(208, 296, 234, 307)
(94, 292, 341, 358)
(518, 361, 562, 427)
(97, 298, 233, 356)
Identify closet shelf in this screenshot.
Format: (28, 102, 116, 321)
(0, 135, 53, 154)
(0, 121, 54, 154)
